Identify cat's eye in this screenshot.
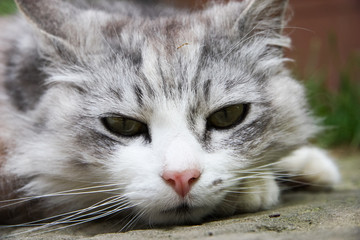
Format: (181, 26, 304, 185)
(102, 116, 148, 137)
(207, 104, 248, 129)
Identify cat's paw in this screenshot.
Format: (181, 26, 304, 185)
(233, 175, 280, 212)
(277, 146, 341, 189)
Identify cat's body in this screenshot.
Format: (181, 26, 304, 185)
(0, 0, 340, 231)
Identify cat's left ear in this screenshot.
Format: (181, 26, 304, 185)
(235, 0, 289, 36)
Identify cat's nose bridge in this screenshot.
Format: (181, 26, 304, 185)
(163, 135, 201, 172)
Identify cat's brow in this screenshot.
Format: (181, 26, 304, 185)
(203, 79, 212, 102)
(133, 84, 143, 107)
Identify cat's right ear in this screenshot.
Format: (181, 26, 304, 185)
(15, 0, 109, 62)
(15, 0, 78, 46)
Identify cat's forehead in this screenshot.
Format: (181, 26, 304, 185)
(46, 1, 286, 116)
(74, 14, 266, 115)
(101, 4, 240, 58)
(103, 15, 207, 58)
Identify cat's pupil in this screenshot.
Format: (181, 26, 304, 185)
(207, 104, 248, 129)
(102, 116, 147, 137)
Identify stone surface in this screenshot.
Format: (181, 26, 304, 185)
(0, 149, 359, 240)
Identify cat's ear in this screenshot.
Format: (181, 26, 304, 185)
(235, 0, 289, 36)
(15, 0, 79, 45)
(15, 0, 107, 60)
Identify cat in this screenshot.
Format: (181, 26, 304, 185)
(0, 0, 340, 233)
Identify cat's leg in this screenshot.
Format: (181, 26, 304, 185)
(277, 146, 341, 188)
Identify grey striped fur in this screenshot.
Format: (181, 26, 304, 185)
(0, 0, 339, 231)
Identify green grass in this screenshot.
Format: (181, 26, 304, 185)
(0, 0, 16, 15)
(305, 54, 360, 148)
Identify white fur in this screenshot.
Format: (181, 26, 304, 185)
(278, 146, 341, 188)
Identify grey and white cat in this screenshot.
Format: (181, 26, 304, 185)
(0, 0, 340, 231)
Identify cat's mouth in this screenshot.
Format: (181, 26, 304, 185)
(161, 203, 193, 215)
(155, 203, 210, 225)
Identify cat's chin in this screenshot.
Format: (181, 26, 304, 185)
(143, 204, 211, 226)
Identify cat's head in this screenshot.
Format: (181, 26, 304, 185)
(7, 0, 317, 225)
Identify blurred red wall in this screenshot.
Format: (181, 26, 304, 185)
(288, 0, 360, 88)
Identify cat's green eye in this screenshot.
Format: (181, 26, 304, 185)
(102, 116, 147, 137)
(207, 104, 248, 129)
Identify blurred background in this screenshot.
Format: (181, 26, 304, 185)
(1, 0, 359, 149)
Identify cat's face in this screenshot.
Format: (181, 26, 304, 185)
(6, 0, 317, 225)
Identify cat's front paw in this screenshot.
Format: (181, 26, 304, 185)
(230, 175, 280, 213)
(277, 146, 341, 189)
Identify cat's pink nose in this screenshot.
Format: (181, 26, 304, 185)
(162, 169, 201, 197)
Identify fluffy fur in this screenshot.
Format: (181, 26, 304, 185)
(0, 0, 339, 232)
